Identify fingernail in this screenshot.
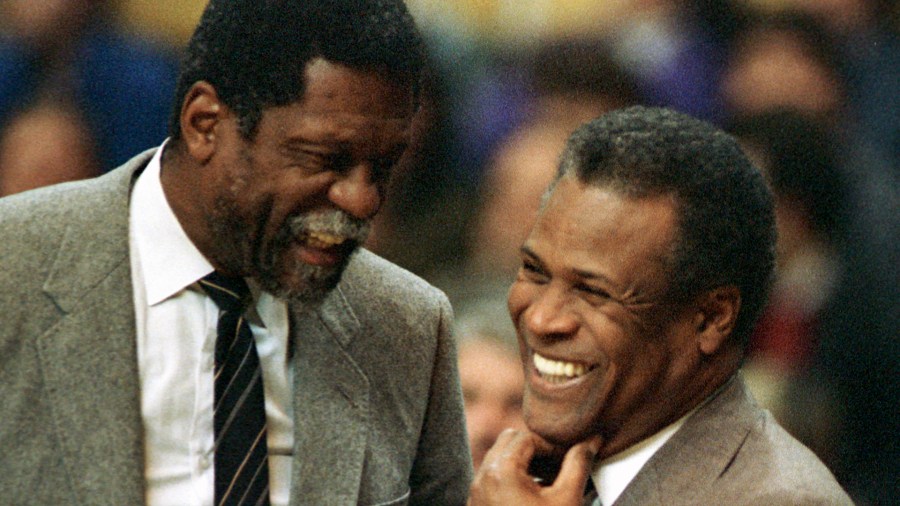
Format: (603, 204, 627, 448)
(586, 437, 603, 457)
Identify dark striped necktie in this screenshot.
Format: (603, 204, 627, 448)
(199, 271, 270, 506)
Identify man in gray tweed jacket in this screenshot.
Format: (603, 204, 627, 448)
(0, 1, 471, 505)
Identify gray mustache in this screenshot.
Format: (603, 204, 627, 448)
(287, 211, 371, 243)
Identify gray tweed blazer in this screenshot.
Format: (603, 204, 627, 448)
(0, 149, 473, 506)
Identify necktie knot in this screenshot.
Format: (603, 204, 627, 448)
(199, 271, 251, 313)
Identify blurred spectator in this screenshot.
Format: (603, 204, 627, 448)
(0, 99, 98, 196)
(525, 38, 642, 126)
(467, 38, 640, 277)
(718, 10, 898, 501)
(465, 118, 568, 278)
(720, 13, 846, 122)
(730, 110, 848, 373)
(0, 0, 179, 173)
(369, 37, 640, 284)
(604, 0, 727, 122)
(453, 288, 525, 471)
(728, 109, 848, 464)
(730, 104, 898, 504)
(737, 0, 900, 172)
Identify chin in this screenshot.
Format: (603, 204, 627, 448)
(256, 245, 352, 303)
(523, 396, 596, 449)
(526, 421, 588, 450)
(274, 267, 342, 304)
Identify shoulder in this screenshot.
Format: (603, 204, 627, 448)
(740, 410, 849, 499)
(339, 248, 451, 319)
(0, 149, 151, 286)
(713, 391, 853, 504)
(0, 149, 149, 228)
(650, 377, 853, 505)
(329, 249, 453, 370)
(0, 177, 107, 268)
(1, 172, 113, 223)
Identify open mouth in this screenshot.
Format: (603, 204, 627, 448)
(533, 352, 595, 384)
(304, 230, 348, 249)
(292, 230, 354, 267)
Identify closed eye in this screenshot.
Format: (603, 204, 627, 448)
(520, 258, 549, 283)
(577, 284, 611, 300)
(281, 145, 334, 171)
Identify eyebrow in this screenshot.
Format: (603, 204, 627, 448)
(572, 268, 616, 286)
(281, 137, 343, 151)
(520, 245, 617, 286)
(519, 245, 540, 262)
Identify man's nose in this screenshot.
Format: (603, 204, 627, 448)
(328, 163, 381, 220)
(523, 285, 579, 339)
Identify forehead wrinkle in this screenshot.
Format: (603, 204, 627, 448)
(277, 114, 410, 156)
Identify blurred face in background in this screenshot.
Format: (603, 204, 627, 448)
(470, 121, 567, 275)
(458, 337, 526, 470)
(720, 28, 842, 119)
(0, 103, 98, 196)
(0, 0, 95, 47)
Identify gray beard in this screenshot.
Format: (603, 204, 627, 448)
(255, 210, 371, 304)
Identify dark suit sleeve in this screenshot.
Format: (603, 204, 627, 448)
(408, 296, 474, 505)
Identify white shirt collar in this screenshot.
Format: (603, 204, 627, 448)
(591, 407, 695, 506)
(131, 140, 215, 306)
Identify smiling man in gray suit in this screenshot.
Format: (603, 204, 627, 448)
(0, 1, 471, 505)
(467, 107, 852, 506)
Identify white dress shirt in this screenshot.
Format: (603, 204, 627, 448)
(591, 409, 693, 506)
(129, 142, 294, 506)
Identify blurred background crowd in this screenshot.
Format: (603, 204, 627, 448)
(0, 0, 896, 503)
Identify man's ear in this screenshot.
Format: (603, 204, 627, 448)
(692, 286, 741, 356)
(179, 81, 225, 164)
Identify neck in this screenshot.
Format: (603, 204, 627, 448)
(159, 142, 227, 272)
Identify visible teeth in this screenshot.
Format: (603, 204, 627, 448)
(306, 231, 346, 248)
(533, 352, 589, 381)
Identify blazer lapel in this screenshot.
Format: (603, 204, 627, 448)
(614, 376, 756, 505)
(289, 286, 370, 505)
(36, 160, 148, 504)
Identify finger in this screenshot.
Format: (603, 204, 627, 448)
(479, 428, 535, 476)
(474, 429, 543, 503)
(498, 429, 538, 474)
(548, 436, 603, 496)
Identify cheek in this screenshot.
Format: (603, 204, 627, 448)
(592, 324, 652, 383)
(279, 170, 336, 203)
(507, 281, 531, 323)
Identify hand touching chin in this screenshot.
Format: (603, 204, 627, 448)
(467, 428, 602, 506)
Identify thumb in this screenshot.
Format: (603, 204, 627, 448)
(548, 436, 603, 496)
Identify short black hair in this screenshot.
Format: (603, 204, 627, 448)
(557, 106, 776, 349)
(168, 0, 425, 140)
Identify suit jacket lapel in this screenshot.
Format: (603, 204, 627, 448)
(36, 156, 151, 504)
(614, 376, 756, 505)
(289, 285, 370, 505)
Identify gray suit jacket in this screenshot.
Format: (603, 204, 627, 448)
(0, 150, 473, 506)
(589, 376, 852, 506)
